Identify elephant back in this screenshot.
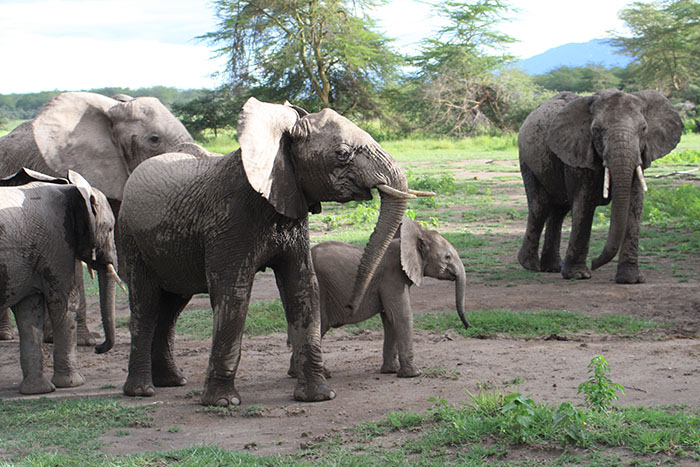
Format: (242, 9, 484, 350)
(0, 121, 55, 178)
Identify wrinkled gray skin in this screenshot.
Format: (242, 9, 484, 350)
(0, 169, 118, 394)
(518, 89, 682, 283)
(119, 97, 412, 406)
(288, 218, 470, 379)
(0, 92, 192, 342)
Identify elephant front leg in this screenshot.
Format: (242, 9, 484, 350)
(42, 262, 95, 346)
(385, 298, 421, 378)
(46, 291, 85, 389)
(13, 295, 55, 394)
(615, 182, 645, 284)
(379, 313, 399, 374)
(0, 308, 14, 340)
(562, 199, 596, 280)
(275, 257, 335, 402)
(518, 165, 550, 272)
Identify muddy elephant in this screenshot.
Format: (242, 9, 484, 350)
(118, 97, 430, 406)
(517, 89, 682, 283)
(289, 217, 470, 378)
(0, 91, 192, 342)
(0, 168, 120, 394)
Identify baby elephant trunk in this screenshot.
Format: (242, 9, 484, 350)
(454, 264, 470, 329)
(94, 265, 117, 354)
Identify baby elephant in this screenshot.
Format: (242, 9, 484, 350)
(289, 218, 469, 378)
(0, 168, 120, 394)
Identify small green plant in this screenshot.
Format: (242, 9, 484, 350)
(552, 401, 588, 447)
(168, 425, 181, 433)
(241, 404, 265, 417)
(578, 355, 625, 412)
(500, 393, 537, 443)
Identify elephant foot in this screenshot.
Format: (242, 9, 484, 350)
(123, 375, 156, 397)
(20, 375, 56, 395)
(0, 328, 13, 340)
(517, 249, 540, 272)
(540, 256, 562, 273)
(77, 326, 96, 347)
(152, 367, 188, 387)
(201, 386, 241, 407)
(397, 366, 422, 378)
(288, 355, 331, 379)
(293, 378, 336, 402)
(561, 262, 591, 280)
(380, 360, 399, 374)
(616, 265, 646, 284)
(52, 370, 85, 388)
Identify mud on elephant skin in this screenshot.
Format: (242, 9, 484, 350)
(0, 168, 120, 394)
(118, 97, 430, 407)
(0, 91, 192, 342)
(517, 89, 682, 283)
(288, 217, 469, 379)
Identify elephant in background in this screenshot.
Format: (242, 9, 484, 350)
(0, 91, 192, 342)
(517, 89, 682, 283)
(0, 168, 119, 394)
(118, 97, 429, 406)
(289, 217, 469, 378)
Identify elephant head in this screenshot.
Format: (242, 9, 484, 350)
(546, 89, 682, 270)
(399, 218, 470, 329)
(31, 92, 192, 202)
(237, 97, 424, 311)
(66, 170, 121, 354)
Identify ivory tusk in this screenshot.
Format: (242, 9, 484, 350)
(603, 166, 610, 199)
(87, 266, 95, 280)
(636, 166, 648, 192)
(408, 189, 436, 197)
(108, 264, 128, 292)
(376, 184, 417, 199)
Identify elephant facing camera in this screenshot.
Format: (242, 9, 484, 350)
(288, 216, 469, 379)
(517, 89, 682, 283)
(0, 168, 120, 395)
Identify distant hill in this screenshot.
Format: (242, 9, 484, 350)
(515, 39, 633, 75)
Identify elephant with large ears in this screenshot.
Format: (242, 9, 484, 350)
(517, 89, 682, 283)
(118, 97, 428, 406)
(0, 91, 192, 342)
(288, 217, 470, 379)
(0, 168, 120, 394)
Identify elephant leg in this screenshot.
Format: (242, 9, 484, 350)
(562, 198, 595, 280)
(12, 295, 55, 394)
(43, 262, 95, 346)
(46, 291, 84, 389)
(540, 205, 568, 272)
(388, 298, 421, 378)
(200, 276, 254, 407)
(379, 313, 399, 374)
(616, 183, 645, 284)
(274, 257, 335, 403)
(0, 308, 14, 340)
(518, 165, 550, 272)
(151, 291, 190, 387)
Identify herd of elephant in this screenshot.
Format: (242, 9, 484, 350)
(0, 88, 682, 405)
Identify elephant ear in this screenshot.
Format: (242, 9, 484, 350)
(0, 167, 68, 186)
(546, 95, 598, 169)
(238, 97, 308, 218)
(400, 216, 425, 286)
(33, 92, 130, 200)
(67, 170, 98, 261)
(634, 90, 683, 168)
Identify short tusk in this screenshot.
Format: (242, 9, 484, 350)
(603, 166, 610, 199)
(408, 189, 435, 197)
(636, 166, 648, 192)
(87, 265, 95, 280)
(376, 184, 417, 199)
(108, 264, 127, 292)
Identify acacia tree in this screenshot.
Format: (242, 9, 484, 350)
(201, 0, 403, 117)
(609, 0, 700, 94)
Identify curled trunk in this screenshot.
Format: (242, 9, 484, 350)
(591, 162, 634, 270)
(94, 266, 116, 354)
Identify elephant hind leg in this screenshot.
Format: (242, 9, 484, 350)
(518, 165, 551, 272)
(540, 205, 568, 272)
(0, 308, 14, 340)
(151, 291, 191, 387)
(13, 295, 55, 395)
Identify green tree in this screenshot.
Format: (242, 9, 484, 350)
(200, 0, 403, 119)
(609, 0, 700, 94)
(171, 88, 239, 139)
(534, 65, 626, 93)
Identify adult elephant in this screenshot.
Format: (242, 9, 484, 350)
(119, 97, 427, 406)
(0, 169, 119, 394)
(517, 89, 682, 283)
(0, 91, 192, 342)
(288, 217, 470, 379)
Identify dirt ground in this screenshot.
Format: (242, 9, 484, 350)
(1, 165, 699, 458)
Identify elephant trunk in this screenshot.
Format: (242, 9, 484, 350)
(94, 265, 117, 354)
(454, 262, 470, 329)
(591, 157, 634, 270)
(348, 158, 409, 313)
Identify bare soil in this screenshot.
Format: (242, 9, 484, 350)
(1, 171, 699, 460)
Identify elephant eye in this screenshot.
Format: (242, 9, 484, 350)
(149, 135, 161, 144)
(335, 144, 353, 163)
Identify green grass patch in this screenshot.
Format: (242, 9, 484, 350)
(177, 299, 288, 339)
(643, 183, 700, 228)
(0, 397, 154, 464)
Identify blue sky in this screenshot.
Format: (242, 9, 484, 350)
(0, 0, 641, 94)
